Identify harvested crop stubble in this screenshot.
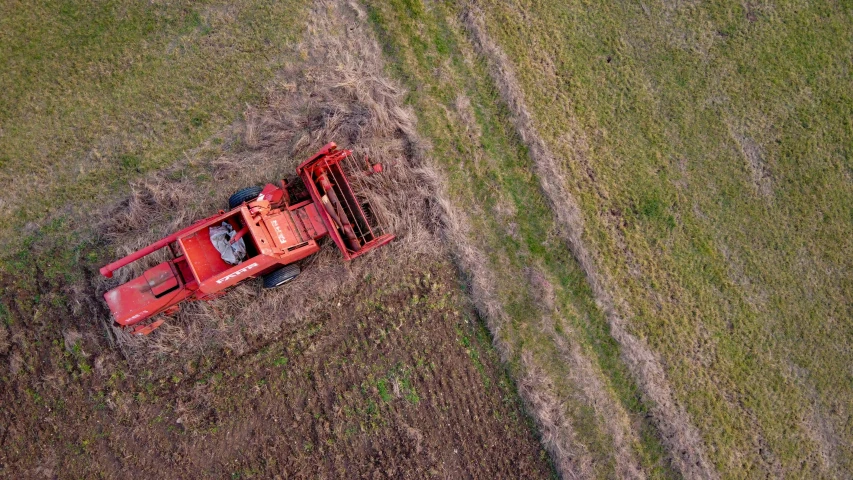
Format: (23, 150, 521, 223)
(93, 0, 440, 373)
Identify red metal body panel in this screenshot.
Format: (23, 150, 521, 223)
(98, 214, 225, 279)
(197, 256, 275, 294)
(105, 261, 195, 326)
(101, 143, 394, 335)
(292, 202, 328, 240)
(144, 262, 179, 297)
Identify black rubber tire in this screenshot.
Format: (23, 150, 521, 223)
(262, 264, 300, 289)
(228, 186, 263, 209)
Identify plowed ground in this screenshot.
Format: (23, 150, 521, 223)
(0, 257, 552, 479)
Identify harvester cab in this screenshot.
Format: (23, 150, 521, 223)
(99, 143, 393, 335)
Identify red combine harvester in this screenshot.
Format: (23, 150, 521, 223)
(100, 143, 394, 335)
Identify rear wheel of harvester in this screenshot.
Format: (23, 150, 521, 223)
(263, 264, 300, 289)
(228, 186, 263, 209)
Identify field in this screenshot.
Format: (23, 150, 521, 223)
(2, 0, 851, 479)
(468, 1, 853, 476)
(0, 2, 553, 477)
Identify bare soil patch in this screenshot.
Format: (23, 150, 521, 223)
(1, 257, 552, 478)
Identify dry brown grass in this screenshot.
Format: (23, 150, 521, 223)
(535, 301, 645, 478)
(91, 0, 440, 374)
(418, 84, 611, 480)
(0, 324, 9, 356)
(520, 350, 595, 479)
(431, 171, 598, 478)
(462, 5, 718, 479)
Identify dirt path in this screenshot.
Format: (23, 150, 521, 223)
(462, 6, 718, 479)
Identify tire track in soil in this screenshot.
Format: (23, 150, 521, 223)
(461, 5, 719, 479)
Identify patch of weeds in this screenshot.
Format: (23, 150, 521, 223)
(119, 154, 143, 173)
(456, 321, 490, 388)
(92, 390, 107, 411)
(184, 9, 213, 36)
(633, 190, 675, 230)
(365, 399, 378, 417)
(143, 380, 156, 396)
(401, 379, 419, 404)
(73, 438, 92, 456)
(377, 378, 393, 402)
(0, 302, 11, 325)
(108, 369, 126, 388)
(50, 294, 67, 309)
(189, 111, 209, 128)
(303, 322, 323, 337)
(79, 360, 92, 375)
(26, 388, 44, 405)
(367, 299, 386, 312)
(388, 363, 420, 405)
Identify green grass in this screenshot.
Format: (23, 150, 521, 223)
(0, 0, 309, 249)
(368, 2, 675, 477)
(4, 1, 848, 477)
(474, 0, 853, 476)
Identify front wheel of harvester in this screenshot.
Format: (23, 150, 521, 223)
(228, 186, 263, 209)
(263, 264, 300, 289)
